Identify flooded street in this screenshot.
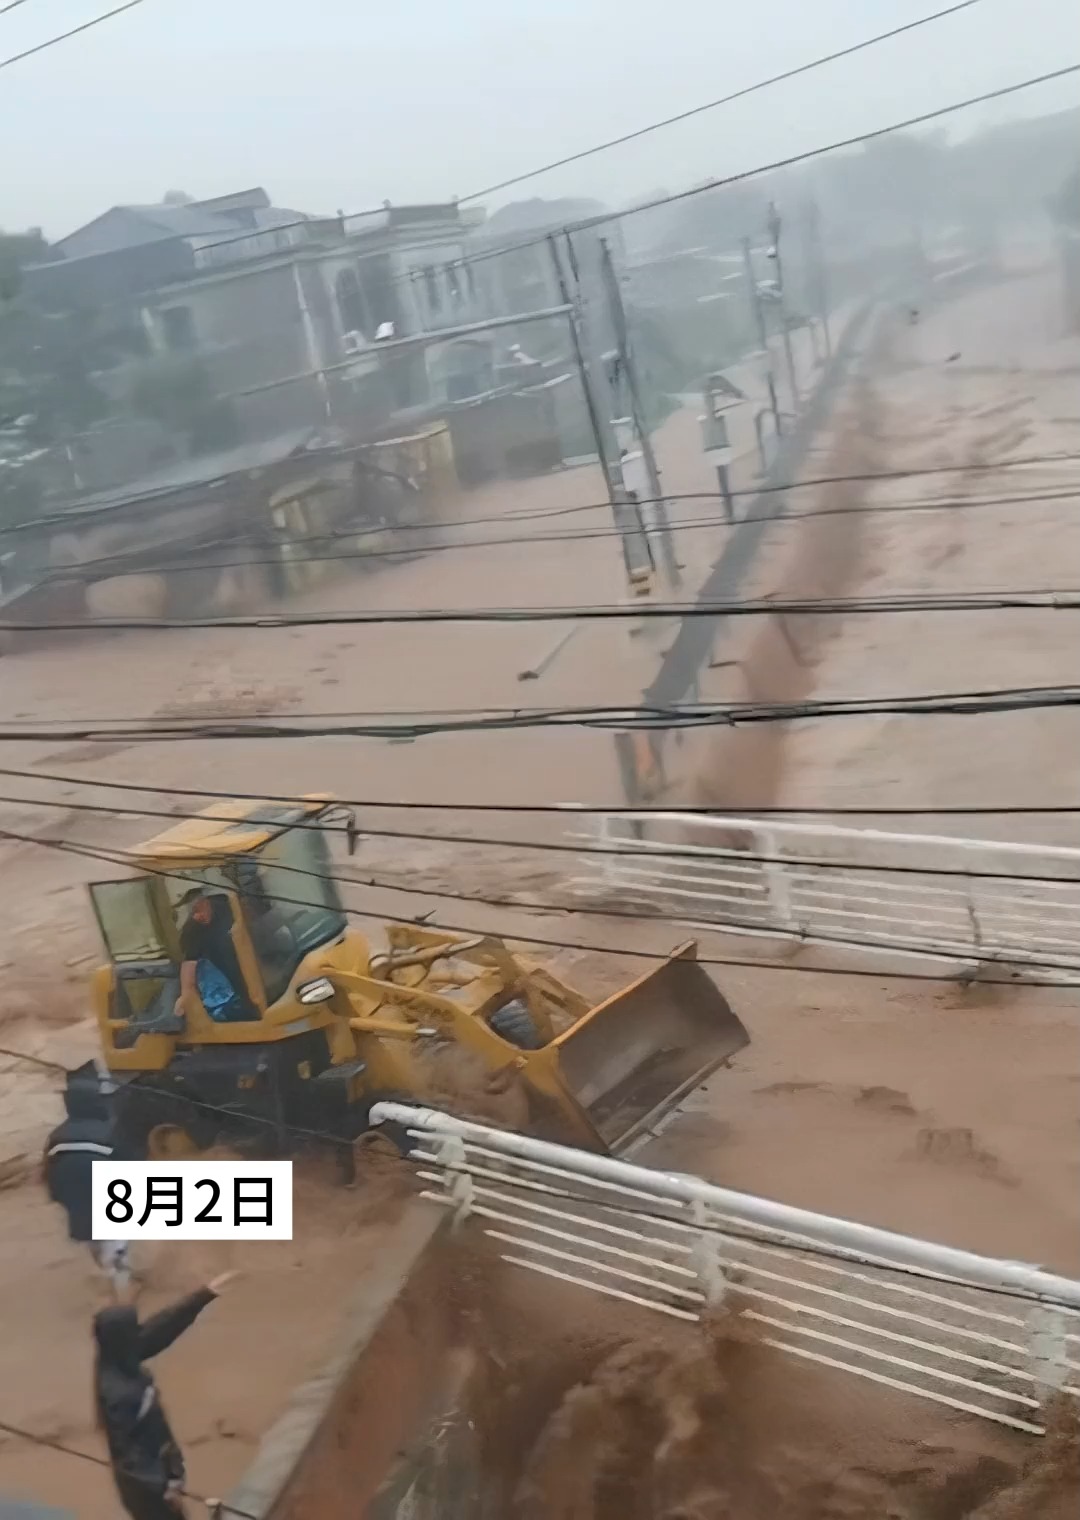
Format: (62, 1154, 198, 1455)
(2, 255, 1079, 1516)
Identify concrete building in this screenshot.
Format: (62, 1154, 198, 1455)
(136, 202, 495, 440)
(21, 188, 312, 309)
(22, 189, 608, 466)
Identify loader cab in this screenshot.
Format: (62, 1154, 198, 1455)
(218, 812, 348, 1003)
(89, 797, 351, 1062)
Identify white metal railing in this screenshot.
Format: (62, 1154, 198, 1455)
(373, 1104, 1080, 1437)
(566, 813, 1080, 981)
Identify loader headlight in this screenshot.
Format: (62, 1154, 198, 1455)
(297, 977, 336, 1005)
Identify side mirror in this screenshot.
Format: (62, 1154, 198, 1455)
(323, 805, 360, 855)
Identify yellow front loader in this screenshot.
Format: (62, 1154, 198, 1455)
(72, 797, 748, 1162)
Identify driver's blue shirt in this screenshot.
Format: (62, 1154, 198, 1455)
(195, 959, 243, 1021)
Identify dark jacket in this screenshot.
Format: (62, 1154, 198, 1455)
(44, 1085, 118, 1242)
(94, 1290, 215, 1493)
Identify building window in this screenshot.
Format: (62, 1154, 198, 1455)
(335, 266, 368, 338)
(422, 265, 441, 314)
(160, 305, 196, 351)
(446, 262, 462, 306)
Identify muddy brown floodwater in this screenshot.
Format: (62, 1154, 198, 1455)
(1, 257, 1078, 1517)
(474, 260, 1080, 1518)
(448, 1245, 1080, 1520)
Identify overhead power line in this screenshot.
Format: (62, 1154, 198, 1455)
(293, 471, 1080, 544)
(457, 1, 984, 202)
(0, 702, 641, 727)
(2, 685, 1080, 744)
(0, 45, 1069, 474)
(0, 1412, 253, 1519)
(4, 448, 1075, 547)
(9, 586, 1080, 635)
(0, 669, 1072, 731)
(0, 0, 145, 70)
(238, 60, 1080, 318)
(59, 41, 1079, 417)
(4, 787, 1080, 888)
(193, 203, 390, 257)
(326, 62, 1080, 297)
(2, 820, 1073, 987)
(5, 56, 1060, 399)
(563, 63, 1080, 235)
(1, 684, 1079, 745)
(172, 5, 996, 313)
(3, 1042, 1069, 1314)
(477, 63, 1080, 265)
(31, 484, 1080, 586)
(0, 762, 1071, 819)
(101, 5, 1025, 348)
(2, 1037, 1076, 1312)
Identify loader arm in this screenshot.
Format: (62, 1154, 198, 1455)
(325, 939, 749, 1156)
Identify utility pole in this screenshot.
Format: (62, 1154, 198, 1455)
(547, 234, 653, 594)
(742, 237, 782, 440)
(699, 373, 745, 524)
(767, 201, 799, 412)
(598, 237, 679, 586)
(805, 198, 832, 360)
(715, 461, 735, 521)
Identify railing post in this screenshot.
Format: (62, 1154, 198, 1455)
(596, 812, 618, 889)
(690, 1198, 728, 1309)
(436, 1133, 474, 1228)
(757, 827, 798, 935)
(1028, 1303, 1070, 1409)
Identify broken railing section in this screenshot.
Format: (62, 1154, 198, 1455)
(372, 1103, 1080, 1438)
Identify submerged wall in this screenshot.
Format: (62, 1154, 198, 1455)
(222, 1201, 487, 1520)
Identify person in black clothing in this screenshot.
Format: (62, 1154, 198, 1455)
(94, 1272, 237, 1520)
(175, 889, 256, 1022)
(45, 1079, 133, 1297)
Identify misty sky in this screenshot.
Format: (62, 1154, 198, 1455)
(1, 0, 1077, 240)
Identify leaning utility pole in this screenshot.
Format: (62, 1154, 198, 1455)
(767, 201, 799, 411)
(598, 237, 679, 586)
(742, 237, 782, 440)
(548, 234, 654, 594)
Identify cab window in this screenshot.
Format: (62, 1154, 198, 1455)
(89, 878, 177, 1031)
(238, 825, 346, 1003)
(89, 879, 166, 962)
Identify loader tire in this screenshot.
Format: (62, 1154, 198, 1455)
(119, 1089, 219, 1160)
(489, 999, 543, 1050)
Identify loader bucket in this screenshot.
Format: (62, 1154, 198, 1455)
(551, 943, 749, 1155)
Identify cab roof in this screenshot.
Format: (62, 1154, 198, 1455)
(132, 795, 333, 862)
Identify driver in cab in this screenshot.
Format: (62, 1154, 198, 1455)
(175, 887, 257, 1023)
